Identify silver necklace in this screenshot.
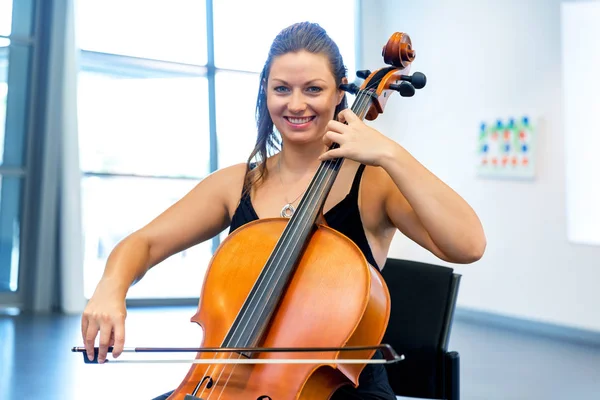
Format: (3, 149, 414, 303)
(278, 157, 308, 218)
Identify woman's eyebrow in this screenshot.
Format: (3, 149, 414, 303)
(269, 78, 328, 85)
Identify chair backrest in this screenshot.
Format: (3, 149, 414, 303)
(380, 258, 461, 399)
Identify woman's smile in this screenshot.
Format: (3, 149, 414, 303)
(283, 115, 316, 129)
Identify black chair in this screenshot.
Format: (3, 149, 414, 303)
(380, 258, 461, 400)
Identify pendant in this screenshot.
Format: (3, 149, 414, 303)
(280, 203, 295, 218)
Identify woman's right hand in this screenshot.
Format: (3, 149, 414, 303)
(81, 278, 128, 364)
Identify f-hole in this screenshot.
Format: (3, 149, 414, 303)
(200, 376, 214, 389)
(191, 375, 214, 396)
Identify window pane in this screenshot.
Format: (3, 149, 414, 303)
(0, 0, 12, 36)
(562, 2, 600, 246)
(1, 41, 30, 167)
(82, 176, 212, 299)
(0, 40, 7, 158)
(76, 0, 207, 65)
(78, 71, 210, 178)
(0, 176, 21, 293)
(215, 71, 261, 169)
(213, 0, 356, 77)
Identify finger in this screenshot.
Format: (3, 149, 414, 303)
(81, 314, 89, 344)
(338, 109, 359, 124)
(324, 130, 345, 145)
(327, 119, 347, 132)
(84, 320, 99, 361)
(111, 318, 126, 358)
(319, 148, 344, 161)
(97, 322, 113, 363)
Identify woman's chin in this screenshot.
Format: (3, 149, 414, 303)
(281, 133, 322, 146)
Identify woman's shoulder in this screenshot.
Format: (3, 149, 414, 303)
(213, 162, 248, 178)
(198, 162, 246, 210)
(209, 162, 248, 191)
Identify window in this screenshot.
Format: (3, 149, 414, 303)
(561, 2, 600, 246)
(77, 0, 207, 65)
(77, 0, 358, 299)
(78, 57, 212, 299)
(0, 0, 12, 37)
(212, 0, 356, 76)
(1, 38, 8, 153)
(0, 0, 36, 301)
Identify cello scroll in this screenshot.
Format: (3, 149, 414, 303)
(340, 32, 427, 120)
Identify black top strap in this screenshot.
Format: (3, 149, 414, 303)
(349, 164, 367, 197)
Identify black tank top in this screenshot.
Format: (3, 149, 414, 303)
(228, 163, 379, 269)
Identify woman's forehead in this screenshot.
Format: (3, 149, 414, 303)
(268, 51, 335, 82)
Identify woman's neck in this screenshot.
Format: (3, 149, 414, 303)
(276, 142, 326, 177)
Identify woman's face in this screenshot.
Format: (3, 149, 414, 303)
(266, 50, 344, 146)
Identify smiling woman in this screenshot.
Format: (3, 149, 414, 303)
(81, 21, 485, 400)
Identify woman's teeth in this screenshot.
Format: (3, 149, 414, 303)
(287, 117, 313, 124)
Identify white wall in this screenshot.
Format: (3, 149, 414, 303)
(360, 0, 600, 332)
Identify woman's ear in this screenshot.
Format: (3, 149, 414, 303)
(337, 77, 349, 105)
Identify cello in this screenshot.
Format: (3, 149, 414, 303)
(74, 31, 426, 400)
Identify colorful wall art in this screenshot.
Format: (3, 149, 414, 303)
(477, 116, 536, 179)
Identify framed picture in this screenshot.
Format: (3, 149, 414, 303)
(477, 116, 536, 179)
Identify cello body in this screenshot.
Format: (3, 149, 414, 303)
(168, 219, 390, 399)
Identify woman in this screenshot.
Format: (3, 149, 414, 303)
(81, 22, 486, 399)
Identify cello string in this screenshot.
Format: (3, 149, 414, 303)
(222, 87, 374, 359)
(242, 88, 376, 333)
(219, 87, 372, 351)
(206, 86, 376, 396)
(236, 87, 374, 342)
(203, 156, 341, 398)
(224, 90, 373, 352)
(229, 88, 370, 337)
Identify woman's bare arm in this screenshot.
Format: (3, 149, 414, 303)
(82, 163, 246, 362)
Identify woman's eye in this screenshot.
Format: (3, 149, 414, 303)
(274, 86, 289, 93)
(306, 86, 322, 93)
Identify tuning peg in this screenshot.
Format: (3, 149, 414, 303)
(400, 72, 426, 89)
(339, 83, 360, 94)
(356, 70, 372, 79)
(389, 82, 415, 97)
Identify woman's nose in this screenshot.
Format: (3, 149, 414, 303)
(288, 91, 307, 113)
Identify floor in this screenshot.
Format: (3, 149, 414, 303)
(1, 306, 599, 400)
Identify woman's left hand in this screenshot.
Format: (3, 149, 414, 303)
(319, 109, 397, 166)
